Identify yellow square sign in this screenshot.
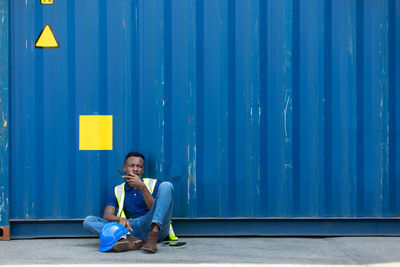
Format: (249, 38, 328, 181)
(79, 115, 113, 150)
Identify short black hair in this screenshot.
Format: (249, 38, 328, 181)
(125, 152, 145, 164)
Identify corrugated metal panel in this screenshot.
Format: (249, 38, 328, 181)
(0, 0, 10, 240)
(8, 0, 400, 222)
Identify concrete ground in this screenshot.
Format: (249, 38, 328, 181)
(0, 237, 400, 266)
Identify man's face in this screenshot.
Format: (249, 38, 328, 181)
(123, 156, 145, 177)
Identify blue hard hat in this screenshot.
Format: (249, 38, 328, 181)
(99, 222, 129, 252)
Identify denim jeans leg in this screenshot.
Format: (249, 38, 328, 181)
(152, 182, 174, 241)
(127, 217, 147, 241)
(129, 182, 174, 242)
(82, 215, 109, 235)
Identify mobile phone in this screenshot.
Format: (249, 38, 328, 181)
(163, 241, 186, 246)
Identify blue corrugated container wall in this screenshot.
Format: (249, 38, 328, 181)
(0, 0, 399, 238)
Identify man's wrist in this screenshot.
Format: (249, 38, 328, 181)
(139, 183, 147, 191)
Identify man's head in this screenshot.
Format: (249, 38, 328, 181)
(123, 152, 145, 177)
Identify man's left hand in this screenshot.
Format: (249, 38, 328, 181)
(122, 172, 145, 190)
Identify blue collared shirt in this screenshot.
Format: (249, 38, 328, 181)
(106, 180, 160, 219)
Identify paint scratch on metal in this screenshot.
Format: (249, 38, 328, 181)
(0, 192, 4, 222)
(187, 143, 197, 206)
(284, 90, 291, 137)
(189, 82, 193, 98)
(284, 163, 292, 169)
(346, 0, 354, 60)
(0, 192, 8, 223)
(2, 112, 6, 127)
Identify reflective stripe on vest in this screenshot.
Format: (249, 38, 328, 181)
(115, 183, 126, 218)
(114, 178, 178, 241)
(143, 178, 157, 194)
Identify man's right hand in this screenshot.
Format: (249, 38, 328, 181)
(118, 217, 133, 232)
(122, 172, 145, 190)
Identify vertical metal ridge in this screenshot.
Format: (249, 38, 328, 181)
(138, 0, 166, 178)
(227, 0, 236, 216)
(297, 0, 326, 216)
(200, 0, 228, 217)
(67, 0, 77, 216)
(291, 0, 300, 216)
(259, 0, 267, 215)
(388, 0, 396, 215)
(8, 0, 14, 220)
(194, 0, 203, 217)
(378, 0, 390, 216)
(323, 0, 332, 217)
(0, 0, 10, 230)
(99, 1, 107, 112)
(187, 0, 197, 218)
(163, 0, 172, 179)
(130, 0, 140, 149)
(356, 0, 364, 216)
(234, 0, 249, 216)
(250, 0, 261, 216)
(9, 0, 20, 219)
(138, 0, 144, 149)
(169, 0, 197, 217)
(362, 1, 389, 217)
(395, 0, 400, 214)
(99, 1, 108, 210)
(34, 4, 44, 218)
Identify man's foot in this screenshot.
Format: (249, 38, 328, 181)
(143, 231, 158, 253)
(113, 235, 143, 252)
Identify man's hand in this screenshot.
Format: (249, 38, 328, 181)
(118, 217, 133, 232)
(122, 172, 145, 190)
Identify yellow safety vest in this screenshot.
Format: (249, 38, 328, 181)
(114, 178, 178, 241)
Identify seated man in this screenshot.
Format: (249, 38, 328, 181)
(83, 152, 174, 253)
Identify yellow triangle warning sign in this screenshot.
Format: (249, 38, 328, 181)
(35, 23, 59, 48)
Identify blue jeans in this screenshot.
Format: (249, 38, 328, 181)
(83, 181, 174, 242)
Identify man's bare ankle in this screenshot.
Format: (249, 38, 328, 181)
(151, 223, 160, 233)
